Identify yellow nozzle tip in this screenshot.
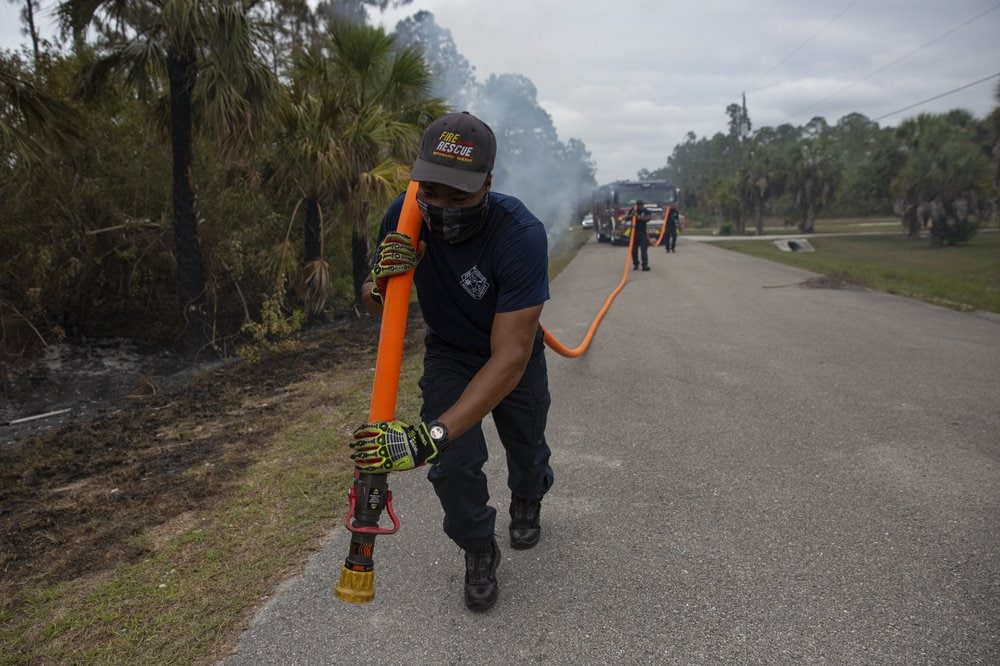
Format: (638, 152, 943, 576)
(334, 566, 375, 604)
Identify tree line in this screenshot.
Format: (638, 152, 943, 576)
(642, 92, 1000, 243)
(0, 0, 598, 362)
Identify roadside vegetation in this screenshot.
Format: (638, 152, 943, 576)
(0, 2, 598, 365)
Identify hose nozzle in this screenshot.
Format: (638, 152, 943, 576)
(333, 474, 398, 604)
(334, 565, 375, 603)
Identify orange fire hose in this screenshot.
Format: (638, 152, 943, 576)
(651, 205, 672, 247)
(334, 180, 422, 604)
(367, 181, 422, 420)
(541, 212, 636, 357)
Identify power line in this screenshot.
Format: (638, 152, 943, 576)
(788, 3, 1000, 121)
(745, 1, 859, 94)
(871, 71, 1000, 122)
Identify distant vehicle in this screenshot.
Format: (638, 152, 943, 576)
(591, 180, 678, 245)
(581, 213, 594, 228)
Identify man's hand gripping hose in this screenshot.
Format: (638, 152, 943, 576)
(333, 181, 422, 605)
(368, 231, 419, 305)
(350, 420, 440, 472)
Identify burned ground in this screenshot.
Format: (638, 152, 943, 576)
(0, 313, 422, 602)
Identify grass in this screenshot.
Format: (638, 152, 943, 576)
(682, 215, 905, 236)
(549, 224, 595, 277)
(712, 231, 1000, 314)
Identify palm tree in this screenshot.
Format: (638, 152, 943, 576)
(268, 21, 443, 313)
(892, 113, 992, 246)
(325, 22, 445, 307)
(0, 55, 81, 167)
(790, 118, 839, 233)
(264, 59, 344, 316)
(737, 146, 770, 236)
(58, 0, 278, 355)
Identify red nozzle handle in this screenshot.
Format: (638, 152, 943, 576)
(343, 485, 400, 535)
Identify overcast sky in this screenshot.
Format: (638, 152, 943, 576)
(370, 0, 1000, 183)
(3, 0, 999, 183)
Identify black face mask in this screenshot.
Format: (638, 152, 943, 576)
(417, 193, 490, 244)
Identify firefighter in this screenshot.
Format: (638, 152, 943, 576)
(352, 112, 554, 612)
(631, 199, 652, 270)
(664, 206, 679, 252)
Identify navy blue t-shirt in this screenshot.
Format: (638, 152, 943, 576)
(377, 191, 549, 353)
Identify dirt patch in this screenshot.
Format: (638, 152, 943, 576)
(763, 275, 864, 290)
(799, 275, 863, 290)
(0, 313, 423, 595)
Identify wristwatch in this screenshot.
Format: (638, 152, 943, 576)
(427, 420, 449, 448)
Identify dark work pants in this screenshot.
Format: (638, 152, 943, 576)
(421, 333, 553, 551)
(664, 229, 677, 251)
(632, 237, 649, 268)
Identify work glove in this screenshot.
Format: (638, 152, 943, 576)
(368, 231, 418, 305)
(350, 419, 439, 473)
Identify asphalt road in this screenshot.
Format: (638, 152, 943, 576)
(224, 235, 1000, 665)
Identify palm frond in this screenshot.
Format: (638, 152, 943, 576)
(299, 257, 330, 315)
(191, 1, 278, 159)
(0, 62, 83, 163)
(120, 37, 166, 99)
(361, 158, 410, 204)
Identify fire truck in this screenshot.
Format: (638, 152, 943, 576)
(591, 180, 679, 245)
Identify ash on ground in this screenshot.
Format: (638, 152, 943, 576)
(1, 339, 212, 449)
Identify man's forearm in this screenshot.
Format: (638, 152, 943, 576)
(360, 279, 382, 316)
(437, 351, 528, 441)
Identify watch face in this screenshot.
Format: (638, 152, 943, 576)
(429, 425, 446, 440)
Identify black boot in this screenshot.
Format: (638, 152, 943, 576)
(509, 495, 541, 550)
(464, 538, 499, 611)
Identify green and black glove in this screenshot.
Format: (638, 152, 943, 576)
(368, 231, 418, 305)
(350, 420, 439, 473)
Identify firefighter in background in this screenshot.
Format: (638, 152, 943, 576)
(664, 206, 679, 253)
(631, 199, 651, 271)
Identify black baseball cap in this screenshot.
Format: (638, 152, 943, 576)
(410, 112, 496, 192)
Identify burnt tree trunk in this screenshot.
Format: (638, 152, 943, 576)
(167, 49, 209, 356)
(304, 197, 322, 262)
(351, 199, 371, 311)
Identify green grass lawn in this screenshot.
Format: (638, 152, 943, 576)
(712, 232, 1000, 314)
(683, 216, 903, 236)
